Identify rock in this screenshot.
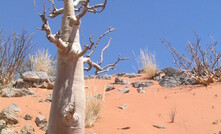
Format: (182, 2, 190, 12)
(22, 71, 49, 83)
(49, 76, 56, 83)
(153, 75, 162, 82)
(212, 120, 219, 125)
(162, 67, 183, 77)
(118, 87, 130, 94)
(125, 73, 137, 78)
(20, 124, 35, 134)
(35, 115, 47, 128)
(1, 88, 34, 97)
(96, 74, 111, 80)
(153, 124, 165, 129)
(38, 82, 48, 88)
(40, 123, 48, 132)
(132, 82, 140, 88)
(132, 81, 153, 88)
(118, 104, 128, 110)
(138, 69, 144, 74)
(105, 85, 115, 92)
(8, 104, 20, 112)
(159, 76, 181, 88)
(24, 114, 32, 120)
(14, 79, 29, 89)
(47, 82, 54, 89)
(137, 87, 146, 93)
(139, 81, 154, 87)
(0, 108, 18, 125)
(0, 119, 6, 126)
(84, 75, 95, 80)
(0, 127, 16, 134)
(45, 94, 52, 102)
(115, 72, 126, 77)
(115, 77, 130, 85)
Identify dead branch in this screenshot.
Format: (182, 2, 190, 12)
(49, 0, 107, 18)
(77, 34, 94, 57)
(39, 3, 67, 50)
(99, 37, 111, 65)
(83, 55, 129, 75)
(86, 27, 115, 57)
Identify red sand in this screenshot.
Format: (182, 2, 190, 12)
(0, 75, 221, 134)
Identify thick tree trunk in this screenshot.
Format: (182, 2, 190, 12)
(47, 0, 85, 133)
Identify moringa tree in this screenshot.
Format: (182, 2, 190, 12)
(37, 0, 127, 133)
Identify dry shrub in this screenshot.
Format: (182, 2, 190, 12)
(28, 49, 55, 75)
(135, 48, 157, 78)
(0, 30, 33, 86)
(85, 80, 105, 128)
(162, 33, 221, 86)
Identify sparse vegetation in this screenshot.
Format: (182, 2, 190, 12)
(85, 80, 105, 128)
(135, 48, 157, 79)
(162, 33, 221, 86)
(0, 30, 33, 86)
(169, 107, 176, 123)
(27, 49, 55, 75)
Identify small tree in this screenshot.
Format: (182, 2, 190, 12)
(0, 30, 33, 86)
(37, 0, 128, 133)
(162, 33, 221, 86)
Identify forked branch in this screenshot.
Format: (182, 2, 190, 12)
(86, 27, 115, 57)
(83, 55, 129, 75)
(49, 0, 107, 18)
(39, 3, 67, 50)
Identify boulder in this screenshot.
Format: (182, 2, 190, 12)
(0, 127, 16, 134)
(162, 67, 183, 77)
(22, 71, 49, 83)
(24, 114, 32, 120)
(137, 87, 146, 93)
(8, 104, 20, 112)
(47, 82, 54, 89)
(1, 88, 34, 97)
(114, 77, 130, 85)
(45, 94, 52, 103)
(159, 76, 181, 88)
(132, 81, 153, 88)
(105, 85, 115, 92)
(118, 87, 130, 94)
(0, 108, 18, 125)
(20, 124, 35, 134)
(14, 79, 29, 89)
(35, 115, 47, 129)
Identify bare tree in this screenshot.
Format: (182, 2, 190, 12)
(162, 33, 221, 86)
(0, 30, 33, 87)
(37, 0, 127, 133)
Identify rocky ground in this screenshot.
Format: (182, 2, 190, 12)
(0, 69, 221, 134)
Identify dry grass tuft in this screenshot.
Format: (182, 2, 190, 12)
(85, 80, 105, 128)
(29, 49, 55, 75)
(135, 48, 157, 79)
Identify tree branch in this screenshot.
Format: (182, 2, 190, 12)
(83, 55, 129, 75)
(39, 3, 67, 50)
(99, 37, 111, 65)
(49, 0, 107, 18)
(86, 27, 115, 57)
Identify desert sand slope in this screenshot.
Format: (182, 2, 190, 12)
(0, 75, 221, 134)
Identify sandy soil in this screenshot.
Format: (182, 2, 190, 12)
(0, 75, 221, 134)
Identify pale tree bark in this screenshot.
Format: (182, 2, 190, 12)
(38, 0, 128, 133)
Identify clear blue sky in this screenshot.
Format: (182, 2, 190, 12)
(1, 0, 221, 74)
